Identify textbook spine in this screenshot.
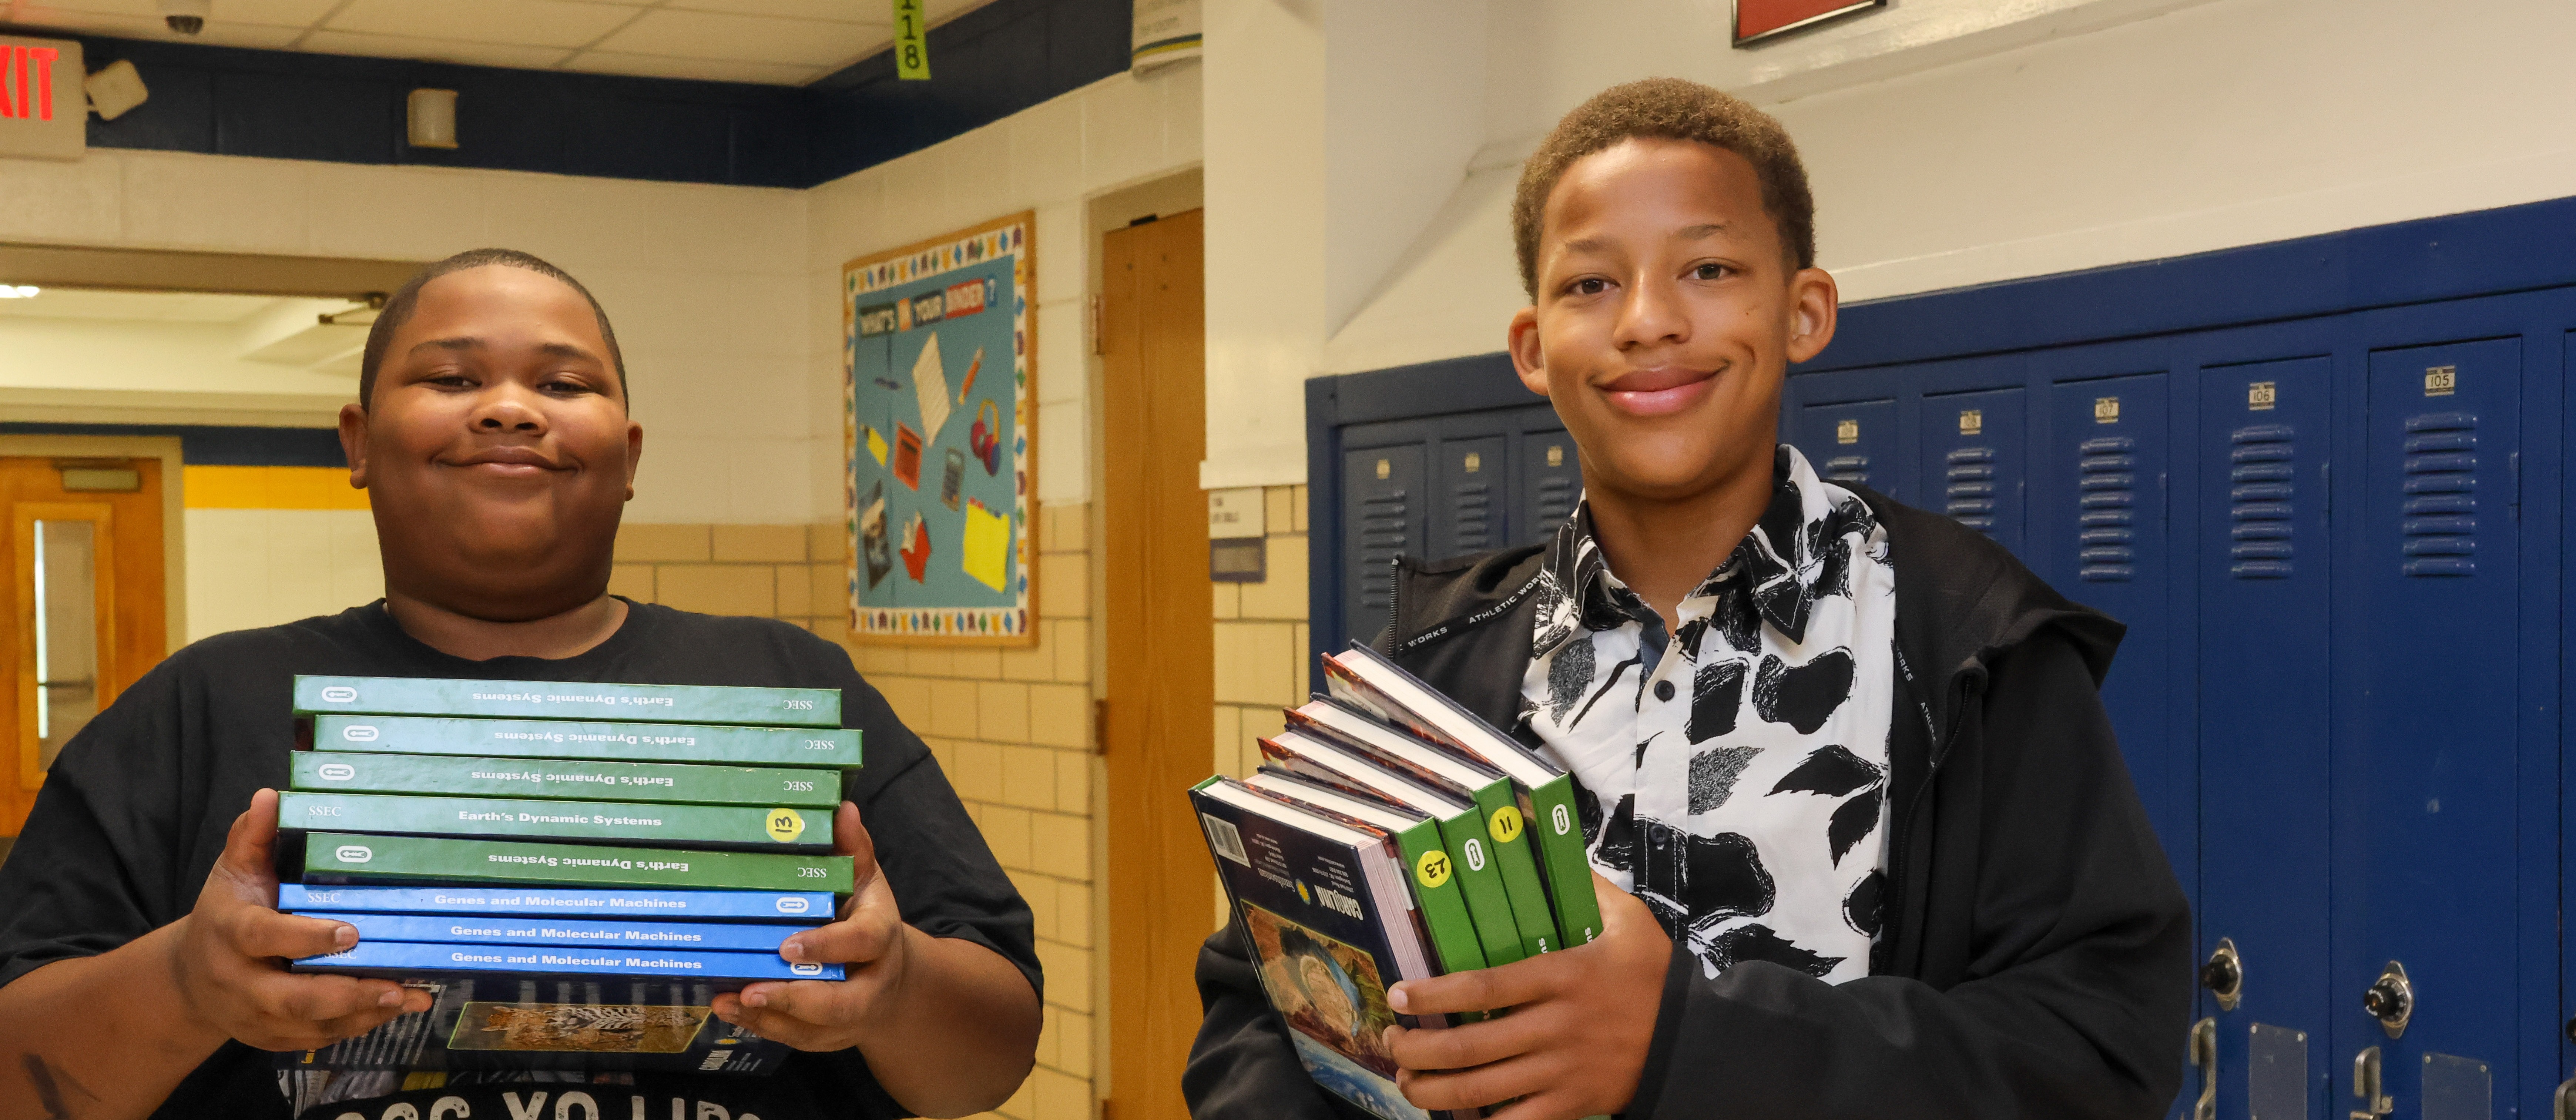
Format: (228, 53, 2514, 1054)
(292, 675, 841, 727)
(300, 911, 816, 953)
(308, 714, 860, 769)
(1467, 779, 1564, 956)
(302, 832, 856, 895)
(1431, 807, 1526, 968)
(1523, 774, 1603, 945)
(290, 750, 842, 808)
(295, 940, 842, 983)
(278, 883, 833, 922)
(280, 792, 833, 852)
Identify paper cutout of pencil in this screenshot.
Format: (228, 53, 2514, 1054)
(955, 346, 985, 405)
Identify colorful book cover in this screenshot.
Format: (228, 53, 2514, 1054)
(299, 912, 819, 953)
(279, 884, 834, 923)
(279, 792, 833, 853)
(306, 714, 860, 769)
(276, 979, 788, 1076)
(292, 675, 841, 728)
(1242, 769, 1488, 976)
(300, 833, 856, 895)
(295, 940, 839, 983)
(290, 750, 843, 809)
(1190, 778, 1469, 1120)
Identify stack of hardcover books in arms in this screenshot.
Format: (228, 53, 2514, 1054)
(275, 675, 861, 1080)
(1188, 646, 1602, 1120)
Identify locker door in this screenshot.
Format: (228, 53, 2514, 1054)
(2195, 358, 2332, 1120)
(1516, 427, 1580, 546)
(1341, 444, 1426, 645)
(2346, 338, 2521, 1116)
(1429, 436, 1507, 561)
(1919, 387, 2027, 556)
(1795, 398, 1898, 494)
(2045, 374, 2183, 856)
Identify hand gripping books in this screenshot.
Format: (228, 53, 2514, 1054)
(1191, 777, 1473, 1120)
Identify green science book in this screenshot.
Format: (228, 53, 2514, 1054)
(299, 832, 854, 895)
(290, 750, 843, 809)
(292, 675, 841, 727)
(279, 792, 833, 852)
(305, 713, 860, 769)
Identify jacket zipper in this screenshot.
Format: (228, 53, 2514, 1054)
(1381, 553, 1403, 652)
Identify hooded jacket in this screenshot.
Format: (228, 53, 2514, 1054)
(1183, 486, 2194, 1119)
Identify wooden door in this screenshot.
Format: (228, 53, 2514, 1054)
(0, 457, 166, 835)
(1102, 208, 1211, 1120)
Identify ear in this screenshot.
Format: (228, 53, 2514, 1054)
(1507, 306, 1549, 397)
(337, 402, 370, 489)
(624, 420, 644, 502)
(1785, 266, 1839, 365)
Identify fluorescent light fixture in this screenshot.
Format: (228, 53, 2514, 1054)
(0, 285, 43, 298)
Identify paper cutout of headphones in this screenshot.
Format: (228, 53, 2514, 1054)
(968, 399, 1002, 475)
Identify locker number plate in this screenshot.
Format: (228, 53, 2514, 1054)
(1836, 418, 1859, 444)
(2094, 396, 2121, 423)
(2248, 381, 2276, 410)
(2424, 365, 2456, 396)
(1958, 409, 1983, 436)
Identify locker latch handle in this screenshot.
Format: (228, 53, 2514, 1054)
(2351, 1045, 2392, 1120)
(2556, 1075, 2576, 1120)
(2188, 1017, 2217, 1120)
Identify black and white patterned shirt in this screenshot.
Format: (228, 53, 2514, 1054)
(1519, 445, 1895, 983)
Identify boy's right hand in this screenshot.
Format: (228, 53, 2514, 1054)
(165, 788, 432, 1051)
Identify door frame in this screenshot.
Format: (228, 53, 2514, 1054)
(0, 436, 185, 654)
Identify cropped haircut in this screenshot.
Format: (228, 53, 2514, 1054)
(1512, 77, 1817, 298)
(358, 247, 627, 407)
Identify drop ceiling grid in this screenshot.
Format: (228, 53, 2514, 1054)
(0, 0, 995, 85)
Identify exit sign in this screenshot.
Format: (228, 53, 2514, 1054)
(1734, 0, 1882, 46)
(0, 36, 83, 161)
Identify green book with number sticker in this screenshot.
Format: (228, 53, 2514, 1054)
(302, 832, 854, 894)
(306, 714, 859, 769)
(279, 792, 833, 852)
(1243, 769, 1488, 976)
(292, 675, 841, 727)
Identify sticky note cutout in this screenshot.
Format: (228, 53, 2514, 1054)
(961, 499, 1010, 593)
(911, 331, 952, 442)
(864, 425, 889, 466)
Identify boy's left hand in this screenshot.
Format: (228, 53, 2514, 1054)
(712, 801, 915, 1050)
(1383, 873, 1673, 1120)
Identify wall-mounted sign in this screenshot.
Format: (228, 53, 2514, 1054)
(1733, 0, 1883, 47)
(0, 36, 83, 161)
(1132, 0, 1200, 73)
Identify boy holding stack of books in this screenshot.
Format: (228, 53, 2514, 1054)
(1186, 80, 2192, 1120)
(0, 250, 1042, 1119)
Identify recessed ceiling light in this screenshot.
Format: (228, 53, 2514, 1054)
(0, 286, 42, 298)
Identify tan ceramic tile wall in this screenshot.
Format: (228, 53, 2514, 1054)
(1211, 485, 1309, 780)
(613, 508, 1098, 1117)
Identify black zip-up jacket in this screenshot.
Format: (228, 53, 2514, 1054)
(1183, 487, 2193, 1118)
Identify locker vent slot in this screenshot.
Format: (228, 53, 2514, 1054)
(1453, 481, 1492, 551)
(1533, 475, 1576, 541)
(2400, 411, 2476, 577)
(1358, 490, 1409, 610)
(2076, 436, 2136, 581)
(2228, 423, 2295, 579)
(1822, 455, 1868, 487)
(1943, 447, 1996, 533)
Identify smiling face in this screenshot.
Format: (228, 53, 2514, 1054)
(1509, 137, 1837, 504)
(339, 264, 642, 622)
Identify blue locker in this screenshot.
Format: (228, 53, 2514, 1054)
(2194, 356, 2334, 1120)
(1795, 397, 1898, 494)
(1429, 435, 1506, 559)
(1340, 444, 1425, 645)
(1919, 386, 2026, 554)
(1515, 426, 1580, 545)
(2345, 337, 2523, 1115)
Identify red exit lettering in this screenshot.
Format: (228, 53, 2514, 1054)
(0, 46, 58, 121)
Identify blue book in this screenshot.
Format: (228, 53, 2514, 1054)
(278, 883, 834, 922)
(295, 940, 843, 983)
(303, 912, 817, 953)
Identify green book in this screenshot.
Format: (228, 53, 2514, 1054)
(280, 792, 833, 852)
(302, 832, 855, 894)
(292, 675, 841, 728)
(1259, 728, 1526, 968)
(1243, 769, 1488, 976)
(1289, 701, 1562, 958)
(1326, 645, 1607, 947)
(308, 714, 860, 769)
(290, 750, 842, 809)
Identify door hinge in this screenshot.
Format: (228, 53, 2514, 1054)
(1093, 697, 1109, 756)
(1090, 293, 1104, 356)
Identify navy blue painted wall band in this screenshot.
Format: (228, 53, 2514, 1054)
(0, 422, 346, 466)
(15, 0, 1130, 189)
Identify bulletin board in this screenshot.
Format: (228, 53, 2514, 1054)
(842, 211, 1036, 645)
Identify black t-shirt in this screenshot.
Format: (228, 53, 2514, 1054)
(0, 600, 1039, 1119)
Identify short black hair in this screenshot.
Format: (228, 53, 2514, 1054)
(358, 247, 627, 407)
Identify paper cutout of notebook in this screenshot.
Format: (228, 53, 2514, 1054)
(961, 499, 1010, 593)
(911, 332, 952, 442)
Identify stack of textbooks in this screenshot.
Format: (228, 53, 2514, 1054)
(275, 675, 862, 1083)
(1189, 645, 1601, 1120)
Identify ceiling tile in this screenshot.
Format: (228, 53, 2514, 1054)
(563, 50, 821, 86)
(591, 9, 877, 66)
(661, 0, 885, 23)
(299, 29, 575, 70)
(326, 0, 638, 49)
(213, 0, 343, 25)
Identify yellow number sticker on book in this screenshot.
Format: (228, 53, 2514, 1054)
(765, 808, 806, 843)
(1415, 849, 1452, 889)
(1488, 805, 1524, 844)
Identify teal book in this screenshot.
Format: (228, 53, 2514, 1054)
(279, 792, 833, 852)
(1325, 644, 1605, 946)
(292, 675, 841, 727)
(290, 750, 843, 809)
(307, 714, 860, 769)
(1258, 728, 1526, 969)
(301, 832, 855, 895)
(1289, 700, 1563, 958)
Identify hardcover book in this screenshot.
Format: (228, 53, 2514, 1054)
(290, 750, 843, 809)
(300, 833, 856, 895)
(294, 941, 840, 983)
(1242, 769, 1487, 976)
(278, 884, 834, 923)
(292, 675, 842, 728)
(299, 912, 819, 953)
(1190, 777, 1468, 1120)
(276, 977, 791, 1076)
(306, 714, 861, 769)
(279, 792, 834, 852)
(1325, 644, 1605, 946)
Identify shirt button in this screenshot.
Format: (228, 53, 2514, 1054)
(1654, 680, 1675, 702)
